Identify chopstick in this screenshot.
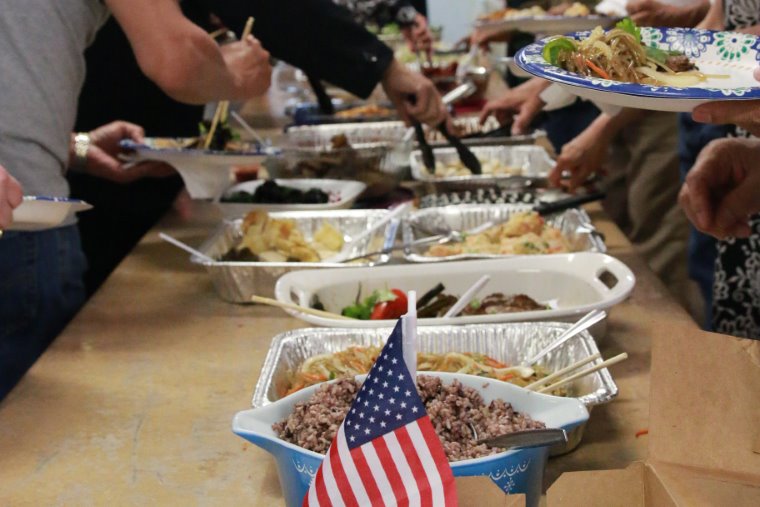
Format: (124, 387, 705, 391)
(537, 353, 628, 394)
(442, 275, 490, 318)
(203, 16, 255, 150)
(251, 295, 356, 321)
(524, 353, 601, 391)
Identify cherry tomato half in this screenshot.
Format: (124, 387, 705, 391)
(369, 289, 409, 320)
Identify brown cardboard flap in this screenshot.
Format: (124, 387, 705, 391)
(651, 462, 760, 506)
(547, 462, 651, 506)
(648, 324, 760, 479)
(455, 476, 525, 507)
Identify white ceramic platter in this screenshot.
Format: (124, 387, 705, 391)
(274, 253, 635, 328)
(216, 178, 366, 218)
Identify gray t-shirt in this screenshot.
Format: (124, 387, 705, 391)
(0, 0, 110, 199)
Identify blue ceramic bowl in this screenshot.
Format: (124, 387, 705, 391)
(233, 372, 588, 507)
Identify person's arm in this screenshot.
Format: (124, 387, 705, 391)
(106, 0, 271, 104)
(549, 108, 646, 191)
(626, 0, 709, 28)
(0, 165, 23, 229)
(697, 0, 724, 30)
(207, 0, 394, 99)
(207, 0, 446, 125)
(479, 78, 550, 134)
(679, 137, 760, 238)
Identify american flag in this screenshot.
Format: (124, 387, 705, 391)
(304, 318, 457, 507)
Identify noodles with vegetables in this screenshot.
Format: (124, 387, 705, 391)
(543, 18, 717, 87)
(285, 346, 564, 395)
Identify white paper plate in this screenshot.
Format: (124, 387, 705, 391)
(475, 15, 617, 37)
(516, 27, 760, 112)
(9, 196, 92, 231)
(274, 253, 635, 328)
(216, 178, 366, 218)
(120, 138, 280, 200)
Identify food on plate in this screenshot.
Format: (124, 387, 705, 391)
(432, 157, 522, 178)
(424, 211, 571, 257)
(334, 104, 395, 119)
(220, 210, 343, 262)
(417, 291, 547, 317)
(283, 346, 561, 396)
(542, 19, 721, 86)
(289, 134, 386, 180)
(324, 283, 547, 319)
(340, 288, 409, 320)
(221, 180, 332, 205)
(142, 118, 257, 153)
(274, 376, 546, 460)
(479, 2, 589, 21)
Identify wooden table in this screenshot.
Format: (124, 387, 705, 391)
(0, 202, 698, 505)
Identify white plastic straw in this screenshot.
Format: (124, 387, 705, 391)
(159, 232, 215, 263)
(402, 290, 417, 378)
(442, 275, 491, 318)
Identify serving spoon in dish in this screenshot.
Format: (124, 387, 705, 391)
(474, 428, 568, 450)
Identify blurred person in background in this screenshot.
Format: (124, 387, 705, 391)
(679, 136, 760, 340)
(333, 0, 434, 53)
(479, 1, 712, 320)
(0, 0, 273, 400)
(677, 0, 760, 337)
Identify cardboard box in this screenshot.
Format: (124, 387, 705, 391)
(547, 323, 760, 506)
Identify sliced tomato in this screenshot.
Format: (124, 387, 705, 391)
(369, 289, 408, 320)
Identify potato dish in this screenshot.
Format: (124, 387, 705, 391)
(426, 211, 570, 257)
(433, 158, 522, 178)
(223, 210, 344, 262)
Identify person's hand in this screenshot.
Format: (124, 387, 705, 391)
(77, 121, 176, 184)
(549, 121, 612, 191)
(0, 165, 23, 230)
(470, 28, 512, 50)
(692, 99, 760, 137)
(381, 59, 447, 126)
(679, 137, 760, 238)
(627, 0, 671, 26)
(221, 35, 272, 97)
(402, 14, 433, 54)
(479, 78, 548, 134)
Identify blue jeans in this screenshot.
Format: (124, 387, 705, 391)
(0, 226, 87, 399)
(677, 114, 731, 330)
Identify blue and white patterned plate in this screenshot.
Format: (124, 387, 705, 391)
(9, 196, 92, 231)
(516, 27, 760, 112)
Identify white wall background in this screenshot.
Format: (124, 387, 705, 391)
(427, 0, 504, 44)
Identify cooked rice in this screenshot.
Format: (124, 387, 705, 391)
(273, 375, 545, 461)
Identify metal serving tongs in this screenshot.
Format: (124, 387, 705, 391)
(474, 428, 568, 450)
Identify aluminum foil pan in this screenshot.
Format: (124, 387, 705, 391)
(191, 210, 394, 302)
(272, 124, 408, 198)
(251, 323, 618, 454)
(402, 204, 606, 263)
(411, 145, 554, 192)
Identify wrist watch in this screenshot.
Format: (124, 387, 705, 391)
(72, 132, 91, 172)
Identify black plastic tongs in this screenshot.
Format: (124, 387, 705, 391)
(406, 94, 482, 175)
(436, 121, 482, 174)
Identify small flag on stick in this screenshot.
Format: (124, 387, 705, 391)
(304, 291, 457, 506)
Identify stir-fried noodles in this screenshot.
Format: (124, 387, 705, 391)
(543, 19, 720, 87)
(284, 346, 564, 396)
